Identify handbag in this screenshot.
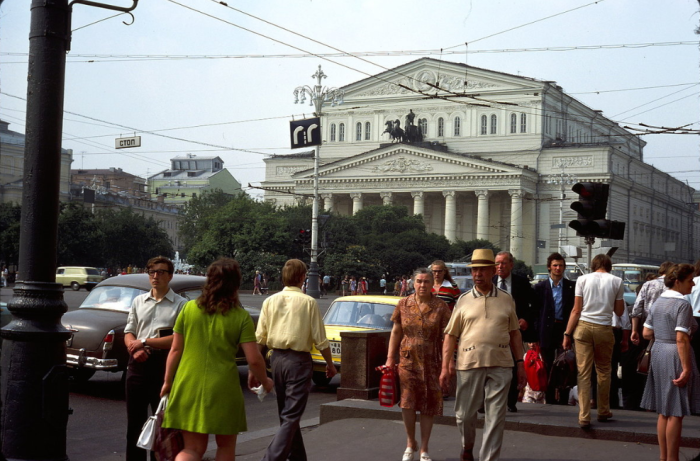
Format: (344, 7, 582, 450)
(137, 395, 168, 450)
(376, 365, 400, 407)
(523, 344, 548, 392)
(637, 339, 654, 375)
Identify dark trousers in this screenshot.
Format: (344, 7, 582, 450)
(541, 321, 569, 405)
(125, 351, 167, 461)
(263, 349, 313, 461)
(620, 338, 648, 411)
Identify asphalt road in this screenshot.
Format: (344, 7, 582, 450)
(0, 286, 342, 459)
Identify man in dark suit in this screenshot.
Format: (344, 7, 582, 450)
(534, 252, 576, 404)
(494, 251, 538, 412)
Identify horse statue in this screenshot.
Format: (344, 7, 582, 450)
(383, 119, 405, 143)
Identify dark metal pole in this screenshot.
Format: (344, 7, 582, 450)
(1, 1, 72, 460)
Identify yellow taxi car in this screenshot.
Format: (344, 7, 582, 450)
(310, 295, 401, 386)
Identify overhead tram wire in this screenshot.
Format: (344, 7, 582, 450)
(3, 41, 696, 63)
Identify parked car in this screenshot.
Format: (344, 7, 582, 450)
(452, 275, 474, 294)
(61, 274, 260, 381)
(309, 295, 400, 386)
(531, 273, 549, 286)
(56, 266, 103, 291)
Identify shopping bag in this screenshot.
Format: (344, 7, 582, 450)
(637, 339, 654, 375)
(549, 348, 577, 390)
(375, 365, 399, 407)
(153, 395, 184, 461)
(523, 344, 548, 392)
(137, 395, 167, 450)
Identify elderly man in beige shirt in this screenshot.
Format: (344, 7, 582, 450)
(253, 259, 336, 461)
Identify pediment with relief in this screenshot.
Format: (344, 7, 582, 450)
(292, 145, 523, 180)
(344, 58, 542, 99)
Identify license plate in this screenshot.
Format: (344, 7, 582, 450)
(329, 341, 341, 357)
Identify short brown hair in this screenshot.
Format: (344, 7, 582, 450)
(664, 263, 694, 289)
(590, 254, 612, 273)
(282, 259, 307, 286)
(197, 258, 242, 315)
(547, 253, 566, 270)
(146, 256, 174, 274)
(659, 261, 674, 276)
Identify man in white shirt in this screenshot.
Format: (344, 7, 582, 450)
(123, 256, 185, 461)
(562, 254, 624, 430)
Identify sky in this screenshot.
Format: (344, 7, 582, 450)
(1, 0, 699, 199)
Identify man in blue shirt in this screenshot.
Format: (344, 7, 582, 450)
(534, 252, 576, 404)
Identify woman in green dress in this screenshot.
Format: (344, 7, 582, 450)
(161, 258, 273, 461)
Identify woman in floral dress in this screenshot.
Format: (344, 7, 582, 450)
(385, 268, 451, 461)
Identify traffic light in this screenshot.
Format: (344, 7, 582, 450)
(568, 182, 609, 237)
(568, 182, 626, 239)
(297, 229, 311, 245)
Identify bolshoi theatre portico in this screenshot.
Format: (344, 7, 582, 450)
(262, 58, 700, 268)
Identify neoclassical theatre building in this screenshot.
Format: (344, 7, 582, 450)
(262, 58, 700, 268)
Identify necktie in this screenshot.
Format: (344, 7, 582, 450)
(500, 278, 507, 291)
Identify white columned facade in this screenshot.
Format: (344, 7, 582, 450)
(321, 193, 333, 212)
(443, 190, 456, 242)
(380, 191, 393, 206)
(509, 189, 523, 261)
(411, 191, 424, 216)
(475, 190, 490, 240)
(350, 192, 363, 214)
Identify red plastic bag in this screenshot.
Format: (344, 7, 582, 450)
(376, 365, 400, 407)
(523, 344, 548, 392)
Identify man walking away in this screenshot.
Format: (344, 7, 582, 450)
(254, 259, 337, 461)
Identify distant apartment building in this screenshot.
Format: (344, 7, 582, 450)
(72, 167, 149, 199)
(148, 154, 242, 206)
(0, 119, 73, 205)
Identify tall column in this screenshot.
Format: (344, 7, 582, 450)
(411, 191, 424, 216)
(475, 190, 490, 240)
(509, 189, 523, 260)
(321, 193, 333, 212)
(380, 191, 393, 206)
(443, 190, 457, 242)
(350, 192, 363, 215)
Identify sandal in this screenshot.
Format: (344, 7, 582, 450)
(402, 448, 415, 461)
(420, 453, 432, 461)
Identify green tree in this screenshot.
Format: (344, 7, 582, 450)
(96, 207, 173, 269)
(57, 202, 102, 266)
(0, 203, 21, 266)
(446, 239, 501, 262)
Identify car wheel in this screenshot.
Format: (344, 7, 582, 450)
(85, 285, 93, 292)
(70, 282, 80, 291)
(70, 368, 96, 382)
(312, 371, 332, 387)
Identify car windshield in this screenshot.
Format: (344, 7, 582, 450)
(79, 286, 147, 312)
(323, 300, 394, 329)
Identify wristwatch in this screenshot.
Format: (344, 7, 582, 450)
(563, 332, 573, 338)
(141, 338, 147, 347)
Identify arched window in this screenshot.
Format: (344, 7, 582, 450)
(339, 123, 345, 141)
(419, 118, 428, 136)
(520, 113, 527, 133)
(330, 124, 336, 142)
(490, 114, 497, 134)
(365, 122, 371, 140)
(510, 113, 517, 134)
(438, 117, 444, 137)
(480, 115, 487, 135)
(356, 122, 362, 141)
(454, 116, 461, 136)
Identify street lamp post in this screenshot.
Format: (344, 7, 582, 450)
(293, 66, 343, 298)
(548, 168, 577, 251)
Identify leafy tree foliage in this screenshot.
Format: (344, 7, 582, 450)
(57, 202, 102, 266)
(446, 239, 501, 262)
(0, 203, 21, 266)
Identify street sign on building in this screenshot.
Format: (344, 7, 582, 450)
(289, 117, 320, 149)
(115, 136, 141, 149)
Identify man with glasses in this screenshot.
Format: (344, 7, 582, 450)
(123, 256, 186, 461)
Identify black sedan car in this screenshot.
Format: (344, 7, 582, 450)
(61, 274, 260, 381)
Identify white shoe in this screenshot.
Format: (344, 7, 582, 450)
(402, 448, 415, 461)
(420, 453, 432, 461)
